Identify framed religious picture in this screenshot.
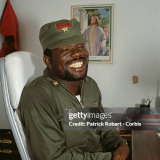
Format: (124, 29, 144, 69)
(71, 4, 114, 63)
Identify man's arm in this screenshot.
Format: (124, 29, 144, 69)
(100, 29, 106, 50)
(97, 114, 129, 160)
(83, 29, 87, 39)
(96, 86, 130, 160)
(20, 86, 112, 160)
(112, 141, 130, 160)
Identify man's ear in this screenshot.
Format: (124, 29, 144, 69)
(43, 55, 52, 69)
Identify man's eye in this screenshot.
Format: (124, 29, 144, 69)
(78, 45, 85, 48)
(61, 48, 70, 52)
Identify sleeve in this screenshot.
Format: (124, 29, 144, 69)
(100, 29, 106, 47)
(20, 86, 112, 160)
(83, 29, 86, 39)
(95, 83, 127, 151)
(99, 128, 127, 151)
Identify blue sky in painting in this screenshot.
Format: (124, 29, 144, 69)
(98, 9, 110, 18)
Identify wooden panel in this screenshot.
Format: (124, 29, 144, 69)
(132, 130, 160, 160)
(120, 133, 132, 141)
(0, 129, 21, 160)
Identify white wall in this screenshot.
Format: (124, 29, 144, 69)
(0, 0, 160, 127)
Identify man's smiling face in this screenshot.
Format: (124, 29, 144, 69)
(49, 43, 89, 81)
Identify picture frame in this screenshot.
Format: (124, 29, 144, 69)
(71, 4, 114, 63)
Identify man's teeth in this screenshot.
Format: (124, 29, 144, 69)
(68, 62, 83, 68)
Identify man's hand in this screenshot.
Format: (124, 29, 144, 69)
(99, 44, 103, 51)
(112, 141, 130, 160)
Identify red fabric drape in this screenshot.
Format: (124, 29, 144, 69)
(0, 0, 20, 58)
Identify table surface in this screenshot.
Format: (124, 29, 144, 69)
(132, 130, 160, 160)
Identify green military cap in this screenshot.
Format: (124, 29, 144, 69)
(39, 19, 87, 51)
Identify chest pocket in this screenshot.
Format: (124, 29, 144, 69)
(55, 113, 86, 148)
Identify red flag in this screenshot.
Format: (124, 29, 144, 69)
(0, 0, 20, 58)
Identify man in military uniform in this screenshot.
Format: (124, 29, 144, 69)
(20, 19, 130, 160)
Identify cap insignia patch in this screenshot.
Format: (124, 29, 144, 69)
(56, 22, 72, 30)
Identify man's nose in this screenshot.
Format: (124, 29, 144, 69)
(70, 48, 82, 58)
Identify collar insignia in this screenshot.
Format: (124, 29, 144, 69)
(53, 80, 59, 86)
